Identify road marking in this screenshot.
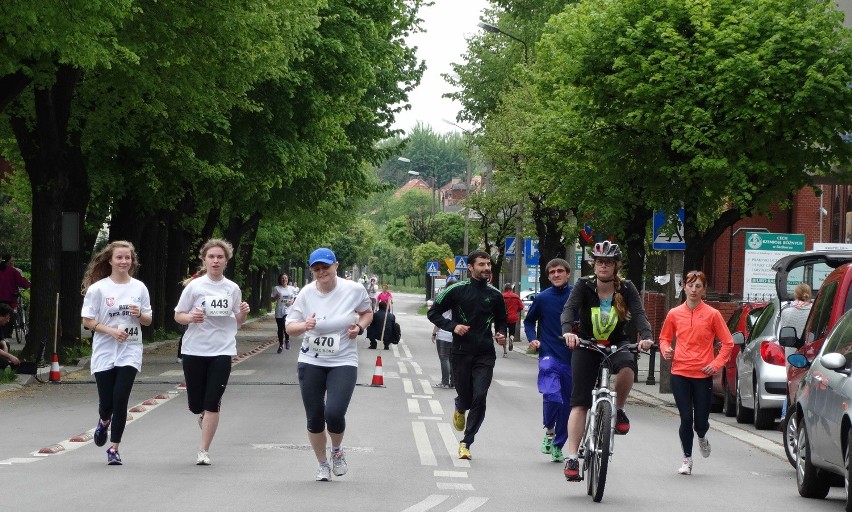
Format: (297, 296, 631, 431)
(402, 378, 414, 394)
(413, 422, 437, 466)
(493, 379, 523, 387)
(159, 370, 184, 376)
(428, 399, 443, 415)
(447, 497, 488, 511)
(434, 470, 467, 478)
(410, 361, 423, 374)
(401, 495, 449, 512)
(437, 482, 474, 491)
(230, 369, 255, 376)
(408, 398, 421, 414)
(438, 423, 470, 468)
(398, 361, 408, 374)
(417, 416, 443, 421)
(419, 379, 433, 395)
(0, 457, 40, 465)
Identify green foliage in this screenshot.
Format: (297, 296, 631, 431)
(411, 242, 453, 275)
(0, 366, 15, 384)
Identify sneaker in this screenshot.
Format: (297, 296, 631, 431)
(331, 450, 347, 476)
(106, 448, 122, 465)
(176, 357, 182, 364)
(551, 445, 565, 463)
(564, 458, 580, 481)
(678, 457, 693, 475)
(93, 420, 108, 447)
(458, 442, 471, 460)
(509, 336, 514, 351)
(540, 433, 554, 454)
(277, 346, 283, 354)
(196, 450, 211, 466)
(198, 412, 205, 430)
(316, 462, 331, 481)
(698, 437, 711, 458)
(615, 409, 630, 435)
(285, 341, 290, 350)
(453, 409, 466, 432)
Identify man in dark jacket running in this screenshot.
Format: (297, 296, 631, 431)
(427, 250, 507, 460)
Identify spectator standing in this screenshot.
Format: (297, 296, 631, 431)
(0, 255, 29, 342)
(286, 247, 373, 481)
(174, 238, 250, 466)
(272, 273, 297, 352)
(377, 283, 393, 312)
(427, 250, 508, 460)
(367, 277, 379, 311)
(502, 283, 524, 356)
(523, 258, 574, 464)
(81, 241, 153, 465)
(780, 283, 813, 419)
(431, 275, 459, 389)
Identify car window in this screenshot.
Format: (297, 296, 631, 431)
(727, 309, 743, 333)
(821, 311, 852, 363)
(746, 307, 765, 333)
(748, 302, 777, 342)
(786, 261, 835, 298)
(805, 280, 838, 343)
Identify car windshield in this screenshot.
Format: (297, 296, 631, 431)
(784, 261, 835, 299)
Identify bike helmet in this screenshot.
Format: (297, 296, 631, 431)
(446, 275, 459, 285)
(591, 241, 622, 261)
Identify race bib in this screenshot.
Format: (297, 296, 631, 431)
(118, 323, 142, 344)
(307, 333, 341, 355)
(205, 295, 231, 317)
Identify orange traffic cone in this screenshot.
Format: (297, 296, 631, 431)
(370, 356, 384, 387)
(48, 353, 61, 383)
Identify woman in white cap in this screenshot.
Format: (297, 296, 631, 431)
(286, 247, 373, 481)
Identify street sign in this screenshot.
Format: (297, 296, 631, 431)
(505, 237, 517, 257)
(527, 265, 539, 283)
(652, 209, 686, 250)
(425, 261, 440, 276)
(743, 233, 805, 299)
(444, 258, 455, 273)
(455, 255, 467, 270)
(525, 238, 540, 266)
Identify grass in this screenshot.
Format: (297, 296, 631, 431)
(0, 367, 16, 384)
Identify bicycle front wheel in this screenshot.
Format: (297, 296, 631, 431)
(33, 362, 50, 383)
(588, 400, 612, 502)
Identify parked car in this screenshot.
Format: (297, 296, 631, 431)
(713, 301, 767, 417)
(785, 308, 852, 507)
(775, 251, 852, 467)
(733, 299, 788, 429)
(520, 290, 538, 312)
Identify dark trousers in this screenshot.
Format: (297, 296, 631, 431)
(182, 355, 232, 414)
(436, 340, 453, 386)
(94, 365, 138, 443)
(670, 374, 713, 458)
(275, 315, 289, 345)
(452, 351, 496, 446)
(298, 363, 357, 434)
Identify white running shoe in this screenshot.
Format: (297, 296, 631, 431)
(196, 450, 211, 466)
(316, 462, 332, 481)
(331, 450, 348, 476)
(678, 457, 693, 475)
(698, 437, 711, 458)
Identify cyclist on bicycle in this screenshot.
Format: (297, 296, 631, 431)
(0, 255, 29, 342)
(560, 241, 653, 481)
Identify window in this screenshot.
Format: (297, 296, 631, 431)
(727, 309, 743, 333)
(805, 280, 838, 343)
(821, 310, 852, 364)
(748, 302, 776, 342)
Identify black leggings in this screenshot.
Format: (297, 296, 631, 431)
(298, 363, 357, 434)
(275, 315, 289, 345)
(670, 374, 713, 458)
(182, 354, 232, 414)
(94, 365, 138, 443)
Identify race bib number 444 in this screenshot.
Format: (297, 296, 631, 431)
(307, 333, 340, 355)
(205, 296, 231, 317)
(118, 323, 142, 344)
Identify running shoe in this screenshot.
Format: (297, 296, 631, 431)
(564, 458, 580, 481)
(277, 345, 283, 354)
(698, 437, 711, 458)
(93, 420, 108, 447)
(615, 409, 630, 435)
(331, 450, 347, 476)
(453, 409, 466, 432)
(458, 442, 471, 460)
(540, 433, 554, 454)
(198, 412, 205, 430)
(196, 450, 211, 466)
(550, 445, 565, 463)
(316, 462, 331, 481)
(678, 457, 693, 475)
(285, 341, 290, 350)
(106, 448, 122, 465)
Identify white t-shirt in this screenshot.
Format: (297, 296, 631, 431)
(436, 310, 453, 342)
(175, 274, 242, 356)
(287, 277, 371, 367)
(272, 285, 297, 318)
(81, 277, 153, 374)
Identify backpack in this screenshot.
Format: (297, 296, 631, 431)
(392, 321, 401, 344)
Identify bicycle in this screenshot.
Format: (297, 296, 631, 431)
(14, 340, 50, 383)
(576, 339, 640, 503)
(12, 292, 28, 345)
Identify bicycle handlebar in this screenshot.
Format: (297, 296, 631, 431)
(576, 339, 642, 354)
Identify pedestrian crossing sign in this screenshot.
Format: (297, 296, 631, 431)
(426, 261, 440, 276)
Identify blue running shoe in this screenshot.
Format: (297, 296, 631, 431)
(106, 448, 122, 465)
(93, 420, 108, 447)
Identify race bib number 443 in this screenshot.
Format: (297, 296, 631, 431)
(205, 296, 231, 317)
(307, 333, 340, 355)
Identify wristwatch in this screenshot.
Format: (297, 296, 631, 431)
(358, 325, 365, 335)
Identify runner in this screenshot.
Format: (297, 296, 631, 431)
(272, 273, 297, 352)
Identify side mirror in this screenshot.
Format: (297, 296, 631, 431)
(788, 353, 809, 369)
(820, 352, 850, 374)
(778, 326, 800, 348)
(732, 332, 745, 346)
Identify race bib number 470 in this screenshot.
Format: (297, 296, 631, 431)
(307, 333, 340, 355)
(205, 296, 231, 317)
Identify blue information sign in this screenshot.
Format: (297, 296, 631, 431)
(455, 255, 467, 270)
(505, 237, 517, 257)
(652, 209, 686, 251)
(524, 238, 540, 266)
(425, 261, 440, 276)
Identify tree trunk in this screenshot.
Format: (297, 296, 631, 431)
(531, 199, 572, 290)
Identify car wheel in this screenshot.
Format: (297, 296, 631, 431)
(735, 378, 754, 424)
(722, 373, 736, 417)
(845, 430, 852, 512)
(796, 420, 831, 499)
(783, 410, 798, 469)
(753, 377, 777, 430)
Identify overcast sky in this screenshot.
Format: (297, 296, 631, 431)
(392, 0, 491, 135)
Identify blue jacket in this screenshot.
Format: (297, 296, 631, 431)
(523, 284, 573, 366)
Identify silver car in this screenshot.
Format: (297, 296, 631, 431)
(735, 298, 789, 429)
(787, 308, 852, 506)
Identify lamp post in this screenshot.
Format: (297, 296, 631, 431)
(400, 158, 436, 217)
(477, 22, 528, 63)
(727, 226, 770, 296)
(442, 119, 475, 254)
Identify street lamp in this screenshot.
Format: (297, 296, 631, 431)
(477, 22, 528, 63)
(727, 226, 770, 296)
(442, 119, 475, 255)
(400, 157, 436, 217)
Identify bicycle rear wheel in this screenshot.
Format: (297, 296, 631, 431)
(32, 343, 50, 383)
(588, 400, 612, 502)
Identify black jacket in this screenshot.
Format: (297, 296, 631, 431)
(560, 277, 652, 343)
(367, 308, 396, 342)
(427, 277, 508, 355)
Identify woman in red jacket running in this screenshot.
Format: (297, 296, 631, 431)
(659, 270, 733, 476)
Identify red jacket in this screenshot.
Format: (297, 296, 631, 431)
(0, 266, 29, 307)
(502, 291, 524, 323)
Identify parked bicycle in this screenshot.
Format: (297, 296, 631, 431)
(576, 339, 641, 502)
(12, 291, 28, 344)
